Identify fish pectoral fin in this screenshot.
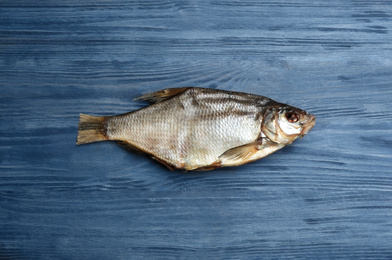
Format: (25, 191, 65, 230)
(219, 139, 285, 167)
(219, 141, 261, 167)
(134, 87, 191, 103)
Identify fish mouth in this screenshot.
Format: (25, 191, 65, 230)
(300, 114, 316, 137)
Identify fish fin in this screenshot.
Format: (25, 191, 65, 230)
(117, 141, 177, 170)
(135, 87, 191, 103)
(219, 139, 284, 167)
(192, 162, 222, 171)
(76, 114, 108, 145)
(219, 141, 261, 167)
(117, 141, 179, 171)
(151, 157, 176, 171)
(116, 141, 147, 154)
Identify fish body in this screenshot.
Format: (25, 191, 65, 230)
(77, 87, 315, 171)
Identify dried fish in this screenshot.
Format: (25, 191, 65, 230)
(77, 87, 315, 171)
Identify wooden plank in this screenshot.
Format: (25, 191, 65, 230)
(0, 0, 391, 259)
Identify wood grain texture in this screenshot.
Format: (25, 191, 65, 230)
(1, 0, 392, 259)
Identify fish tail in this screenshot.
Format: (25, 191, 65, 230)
(76, 113, 108, 145)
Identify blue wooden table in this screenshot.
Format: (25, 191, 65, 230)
(1, 1, 392, 259)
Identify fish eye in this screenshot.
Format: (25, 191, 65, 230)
(286, 112, 299, 123)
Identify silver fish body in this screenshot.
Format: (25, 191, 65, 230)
(77, 87, 315, 171)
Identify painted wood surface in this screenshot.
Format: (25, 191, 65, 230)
(1, 1, 391, 259)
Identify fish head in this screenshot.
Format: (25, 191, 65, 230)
(261, 105, 316, 145)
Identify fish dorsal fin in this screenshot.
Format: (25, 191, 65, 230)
(135, 87, 191, 103)
(219, 138, 284, 167)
